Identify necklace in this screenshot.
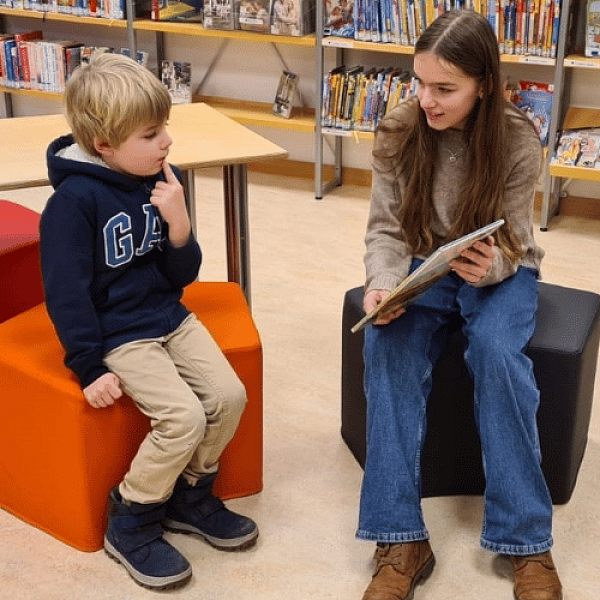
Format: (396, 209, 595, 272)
(447, 148, 462, 163)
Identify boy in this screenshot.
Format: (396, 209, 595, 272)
(40, 53, 258, 590)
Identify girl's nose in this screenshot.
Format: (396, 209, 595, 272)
(419, 88, 435, 108)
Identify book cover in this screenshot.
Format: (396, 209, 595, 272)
(272, 70, 298, 118)
(575, 133, 600, 168)
(512, 80, 553, 144)
(324, 0, 355, 37)
(351, 219, 506, 332)
(161, 60, 192, 104)
(586, 0, 600, 57)
(553, 132, 581, 165)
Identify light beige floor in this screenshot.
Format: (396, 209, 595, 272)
(1, 170, 599, 600)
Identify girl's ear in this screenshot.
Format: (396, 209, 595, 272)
(480, 74, 494, 98)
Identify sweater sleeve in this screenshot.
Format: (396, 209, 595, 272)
(364, 126, 413, 294)
(40, 191, 108, 389)
(159, 233, 202, 289)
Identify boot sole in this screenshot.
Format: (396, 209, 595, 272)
(104, 536, 192, 590)
(163, 518, 259, 551)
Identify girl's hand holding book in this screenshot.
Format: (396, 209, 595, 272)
(364, 289, 406, 325)
(450, 236, 495, 284)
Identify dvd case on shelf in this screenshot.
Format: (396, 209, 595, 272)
(203, 0, 239, 29)
(239, 0, 270, 31)
(162, 60, 192, 104)
(272, 70, 298, 118)
(270, 0, 315, 35)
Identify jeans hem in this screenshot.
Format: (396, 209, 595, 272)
(356, 529, 429, 543)
(480, 536, 553, 555)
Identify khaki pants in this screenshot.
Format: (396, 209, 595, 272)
(104, 314, 246, 505)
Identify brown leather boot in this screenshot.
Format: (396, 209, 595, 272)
(509, 551, 563, 600)
(362, 540, 435, 600)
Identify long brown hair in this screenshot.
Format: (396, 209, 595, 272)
(375, 10, 531, 259)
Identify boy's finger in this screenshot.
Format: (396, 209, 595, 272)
(162, 160, 177, 183)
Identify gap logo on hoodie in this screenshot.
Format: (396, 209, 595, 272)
(104, 205, 163, 268)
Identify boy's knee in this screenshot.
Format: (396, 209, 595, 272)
(224, 375, 247, 419)
(166, 402, 207, 444)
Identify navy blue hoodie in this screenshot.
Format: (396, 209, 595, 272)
(40, 134, 202, 388)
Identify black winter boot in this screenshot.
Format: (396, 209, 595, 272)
(104, 488, 192, 590)
(164, 475, 259, 550)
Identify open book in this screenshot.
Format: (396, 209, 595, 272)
(351, 219, 505, 333)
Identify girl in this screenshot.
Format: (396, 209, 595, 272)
(357, 10, 562, 600)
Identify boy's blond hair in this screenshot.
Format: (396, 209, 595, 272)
(64, 52, 172, 157)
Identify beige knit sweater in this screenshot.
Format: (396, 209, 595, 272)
(364, 99, 545, 294)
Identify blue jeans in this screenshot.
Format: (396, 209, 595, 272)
(357, 262, 553, 555)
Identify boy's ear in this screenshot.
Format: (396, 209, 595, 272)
(94, 138, 114, 158)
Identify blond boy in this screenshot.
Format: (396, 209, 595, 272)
(40, 53, 258, 590)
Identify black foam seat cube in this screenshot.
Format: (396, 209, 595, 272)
(341, 282, 600, 504)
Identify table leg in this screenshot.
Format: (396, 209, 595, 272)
(223, 163, 251, 309)
(182, 169, 197, 239)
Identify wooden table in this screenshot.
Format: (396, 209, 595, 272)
(0, 103, 288, 306)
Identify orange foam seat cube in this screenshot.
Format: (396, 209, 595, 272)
(0, 281, 262, 552)
(0, 200, 44, 322)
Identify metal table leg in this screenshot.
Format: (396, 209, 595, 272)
(223, 163, 251, 309)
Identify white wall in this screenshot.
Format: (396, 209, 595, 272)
(3, 17, 600, 199)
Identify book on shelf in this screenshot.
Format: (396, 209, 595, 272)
(80, 46, 114, 64)
(203, 0, 239, 29)
(51, 41, 84, 92)
(586, 0, 600, 57)
(120, 47, 150, 67)
(507, 79, 553, 145)
(0, 32, 84, 92)
(272, 70, 298, 118)
(239, 0, 271, 31)
(13, 30, 42, 90)
(553, 128, 600, 168)
(575, 133, 600, 168)
(324, 0, 355, 37)
(322, 64, 415, 132)
(351, 219, 506, 333)
(325, 0, 562, 58)
(270, 0, 315, 35)
(5, 0, 130, 17)
(161, 60, 192, 104)
(148, 0, 204, 21)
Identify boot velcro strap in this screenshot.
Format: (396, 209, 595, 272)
(179, 486, 208, 505)
(115, 504, 166, 530)
(197, 495, 225, 518)
(118, 523, 165, 553)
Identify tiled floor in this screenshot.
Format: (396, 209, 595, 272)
(1, 170, 599, 600)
